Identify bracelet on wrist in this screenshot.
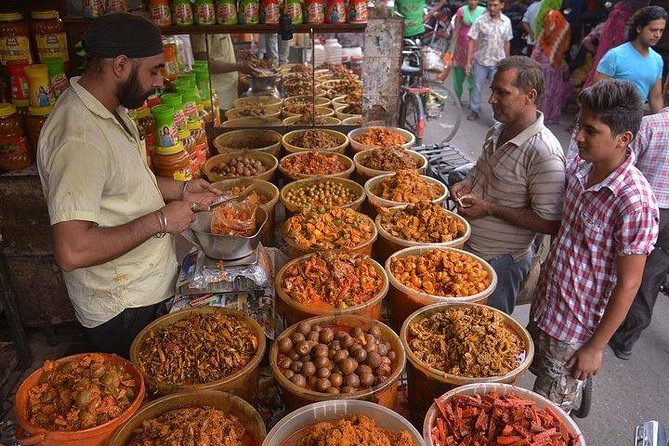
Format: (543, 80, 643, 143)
(181, 181, 189, 201)
(153, 210, 168, 238)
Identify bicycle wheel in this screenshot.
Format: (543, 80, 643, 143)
(399, 93, 423, 145)
(425, 82, 462, 142)
(571, 376, 593, 419)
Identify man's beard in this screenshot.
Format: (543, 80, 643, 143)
(117, 66, 152, 110)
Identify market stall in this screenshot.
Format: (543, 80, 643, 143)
(1, 1, 585, 445)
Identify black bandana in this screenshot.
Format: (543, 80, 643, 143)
(82, 13, 163, 59)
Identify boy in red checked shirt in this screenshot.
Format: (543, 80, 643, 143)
(528, 79, 659, 412)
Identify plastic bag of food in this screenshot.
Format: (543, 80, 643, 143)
(211, 194, 261, 236)
(422, 46, 444, 72)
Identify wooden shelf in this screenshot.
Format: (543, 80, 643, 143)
(63, 18, 366, 35)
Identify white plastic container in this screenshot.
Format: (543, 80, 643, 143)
(314, 43, 326, 67)
(263, 400, 426, 446)
(324, 38, 343, 66)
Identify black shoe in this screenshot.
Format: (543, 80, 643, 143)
(608, 342, 632, 360)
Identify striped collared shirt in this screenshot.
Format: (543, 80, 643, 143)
(465, 112, 566, 261)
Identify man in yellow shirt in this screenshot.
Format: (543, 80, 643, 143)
(37, 13, 221, 357)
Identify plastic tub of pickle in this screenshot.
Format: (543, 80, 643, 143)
(263, 400, 425, 446)
(212, 129, 282, 158)
(353, 148, 427, 184)
(400, 302, 533, 427)
(108, 390, 266, 446)
(374, 203, 471, 263)
(283, 95, 331, 108)
(279, 151, 354, 183)
(13, 353, 145, 446)
(225, 104, 281, 120)
(232, 95, 282, 108)
(280, 177, 365, 216)
(282, 129, 349, 155)
(342, 116, 363, 126)
(281, 207, 378, 260)
(222, 117, 283, 127)
(269, 315, 403, 412)
(348, 126, 416, 153)
(364, 172, 448, 218)
(385, 246, 497, 331)
(282, 115, 342, 126)
(275, 251, 389, 325)
(203, 150, 278, 183)
(423, 383, 584, 446)
(129, 307, 266, 403)
(335, 104, 363, 121)
(211, 178, 280, 246)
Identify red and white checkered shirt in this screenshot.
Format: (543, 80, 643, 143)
(532, 153, 659, 344)
(630, 107, 669, 209)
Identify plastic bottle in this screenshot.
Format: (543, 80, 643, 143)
(313, 42, 326, 67)
(325, 0, 346, 23)
(195, 0, 217, 24)
(216, 0, 239, 24)
(178, 125, 200, 178)
(42, 57, 68, 99)
(347, 0, 367, 23)
(324, 38, 342, 65)
(284, 0, 304, 24)
(160, 93, 188, 138)
(305, 0, 325, 24)
(351, 55, 363, 76)
(260, 0, 281, 24)
(239, 0, 260, 24)
(189, 118, 209, 164)
(172, 0, 194, 25)
(149, 0, 172, 26)
(162, 38, 179, 82)
(25, 64, 54, 107)
(135, 104, 157, 168)
(150, 104, 179, 147)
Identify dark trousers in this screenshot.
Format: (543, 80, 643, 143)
(611, 208, 669, 351)
(86, 299, 169, 359)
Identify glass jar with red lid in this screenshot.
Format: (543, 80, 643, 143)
(30, 10, 70, 71)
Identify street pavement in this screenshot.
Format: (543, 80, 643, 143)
(422, 84, 669, 446)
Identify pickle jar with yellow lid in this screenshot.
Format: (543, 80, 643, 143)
(0, 12, 33, 67)
(177, 124, 200, 178)
(27, 105, 52, 157)
(30, 10, 69, 71)
(0, 102, 32, 171)
(152, 141, 192, 181)
(189, 118, 209, 163)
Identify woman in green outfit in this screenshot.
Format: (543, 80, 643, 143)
(447, 0, 485, 102)
(396, 0, 427, 37)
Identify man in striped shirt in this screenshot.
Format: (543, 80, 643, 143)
(608, 106, 669, 360)
(451, 56, 566, 314)
(530, 80, 659, 411)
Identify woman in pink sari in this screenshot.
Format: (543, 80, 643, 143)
(447, 0, 485, 102)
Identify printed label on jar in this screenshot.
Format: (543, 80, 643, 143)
(326, 0, 346, 23)
(0, 36, 33, 65)
(196, 4, 217, 24)
(36, 32, 70, 63)
(10, 75, 30, 101)
(182, 102, 199, 120)
(173, 4, 194, 25)
(285, 2, 303, 24)
(173, 111, 187, 133)
(151, 4, 172, 26)
(0, 134, 28, 155)
(348, 0, 367, 22)
(261, 2, 280, 24)
(157, 125, 178, 147)
(83, 0, 105, 18)
(217, 0, 238, 24)
(173, 168, 192, 181)
(106, 0, 128, 12)
(306, 1, 325, 23)
(239, 0, 259, 24)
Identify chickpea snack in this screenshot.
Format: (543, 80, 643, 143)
(269, 315, 406, 411)
(280, 178, 364, 214)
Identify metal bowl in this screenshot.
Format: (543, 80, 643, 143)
(190, 207, 267, 260)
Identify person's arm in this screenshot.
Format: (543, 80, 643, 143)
(503, 19, 513, 57)
(593, 49, 616, 84)
(521, 20, 532, 37)
(565, 254, 647, 380)
(156, 177, 223, 205)
(592, 71, 610, 83)
(449, 13, 461, 53)
(466, 37, 477, 74)
(504, 40, 511, 57)
(458, 198, 561, 234)
(648, 78, 663, 114)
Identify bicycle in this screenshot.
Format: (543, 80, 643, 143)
(398, 38, 462, 145)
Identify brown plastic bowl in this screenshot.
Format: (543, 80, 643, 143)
(212, 129, 282, 158)
(129, 307, 266, 403)
(274, 250, 389, 326)
(279, 177, 365, 216)
(203, 150, 278, 183)
(400, 302, 534, 426)
(282, 129, 349, 155)
(385, 245, 497, 332)
(222, 117, 283, 127)
(353, 148, 427, 184)
(210, 178, 280, 246)
(279, 151, 354, 183)
(270, 315, 405, 412)
(13, 353, 145, 446)
(108, 390, 266, 446)
(364, 173, 448, 219)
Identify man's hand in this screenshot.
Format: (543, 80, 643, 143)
(566, 342, 604, 381)
(160, 201, 196, 234)
(239, 61, 262, 76)
(465, 61, 473, 76)
(457, 195, 494, 220)
(449, 180, 472, 200)
(183, 179, 222, 210)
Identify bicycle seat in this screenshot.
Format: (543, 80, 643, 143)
(401, 63, 422, 76)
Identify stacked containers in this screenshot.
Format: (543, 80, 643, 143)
(161, 92, 200, 178)
(26, 105, 52, 159)
(0, 103, 31, 171)
(150, 103, 192, 181)
(134, 103, 157, 169)
(324, 39, 342, 66)
(30, 10, 69, 71)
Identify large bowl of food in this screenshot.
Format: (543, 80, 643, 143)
(280, 177, 365, 215)
(211, 178, 280, 246)
(275, 250, 389, 325)
(353, 147, 427, 183)
(334, 103, 363, 120)
(283, 95, 331, 108)
(279, 151, 354, 182)
(385, 246, 497, 331)
(13, 353, 145, 446)
(375, 202, 470, 262)
(423, 383, 584, 446)
(269, 315, 404, 412)
(262, 400, 425, 446)
(342, 116, 363, 126)
(282, 207, 377, 259)
(203, 150, 278, 183)
(331, 91, 363, 108)
(233, 95, 283, 108)
(348, 126, 416, 153)
(282, 115, 342, 126)
(225, 104, 281, 120)
(130, 307, 266, 403)
(364, 171, 448, 217)
(401, 302, 534, 426)
(282, 129, 349, 155)
(320, 79, 363, 99)
(283, 105, 334, 119)
(212, 129, 282, 158)
(222, 117, 283, 128)
(108, 390, 266, 446)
